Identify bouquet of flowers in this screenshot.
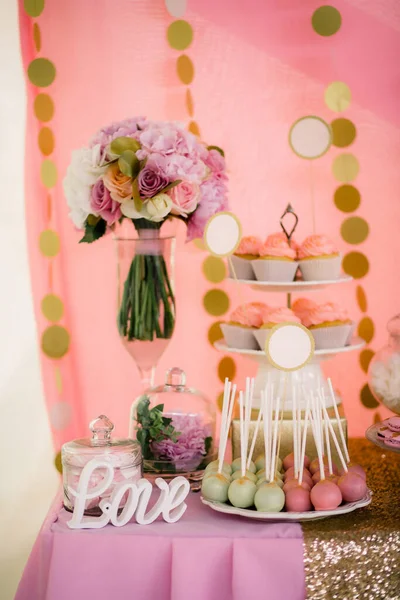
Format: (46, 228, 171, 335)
(63, 118, 228, 343)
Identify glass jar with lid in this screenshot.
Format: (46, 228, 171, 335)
(368, 314, 400, 414)
(130, 367, 216, 490)
(62, 415, 142, 515)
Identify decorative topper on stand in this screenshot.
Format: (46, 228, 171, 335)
(203, 211, 242, 258)
(280, 203, 299, 247)
(67, 458, 190, 529)
(264, 322, 315, 372)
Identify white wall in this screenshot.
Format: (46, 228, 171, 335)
(0, 1, 59, 598)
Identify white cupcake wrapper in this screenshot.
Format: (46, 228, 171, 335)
(229, 255, 256, 280)
(253, 328, 273, 351)
(251, 259, 298, 282)
(220, 324, 259, 350)
(298, 255, 342, 281)
(310, 323, 353, 350)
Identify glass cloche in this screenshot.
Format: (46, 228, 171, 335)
(368, 314, 400, 414)
(130, 367, 216, 489)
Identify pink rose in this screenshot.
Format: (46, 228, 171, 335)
(90, 179, 122, 225)
(169, 181, 200, 216)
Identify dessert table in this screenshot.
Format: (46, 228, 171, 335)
(15, 440, 400, 600)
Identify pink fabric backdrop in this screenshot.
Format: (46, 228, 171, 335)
(18, 0, 400, 458)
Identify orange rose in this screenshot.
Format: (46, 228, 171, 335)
(103, 163, 132, 203)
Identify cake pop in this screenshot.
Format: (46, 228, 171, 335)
(285, 487, 312, 512)
(283, 478, 311, 494)
(339, 463, 366, 481)
(228, 477, 257, 508)
(310, 479, 342, 510)
(254, 482, 285, 512)
(201, 473, 230, 503)
(203, 468, 232, 482)
(284, 467, 311, 482)
(256, 454, 282, 473)
(338, 472, 368, 502)
(231, 457, 256, 474)
(231, 469, 257, 483)
(205, 460, 232, 475)
(257, 469, 282, 481)
(274, 478, 284, 489)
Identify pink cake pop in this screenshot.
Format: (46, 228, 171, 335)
(285, 486, 312, 512)
(339, 463, 366, 481)
(338, 472, 368, 502)
(283, 466, 311, 482)
(283, 478, 311, 494)
(310, 479, 342, 511)
(283, 452, 310, 471)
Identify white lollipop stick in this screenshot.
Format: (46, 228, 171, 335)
(218, 383, 236, 473)
(263, 384, 271, 479)
(247, 401, 263, 469)
(299, 395, 310, 486)
(310, 392, 325, 480)
(269, 395, 281, 483)
(320, 400, 348, 473)
(218, 378, 231, 469)
(239, 391, 246, 477)
(319, 389, 332, 476)
(327, 378, 350, 463)
(292, 382, 298, 479)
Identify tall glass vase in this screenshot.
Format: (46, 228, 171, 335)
(115, 223, 176, 389)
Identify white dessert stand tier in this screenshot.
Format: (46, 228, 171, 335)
(201, 490, 372, 522)
(365, 422, 400, 455)
(220, 274, 364, 410)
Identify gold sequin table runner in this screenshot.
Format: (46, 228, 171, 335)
(302, 438, 400, 599)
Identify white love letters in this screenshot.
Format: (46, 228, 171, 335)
(66, 458, 190, 529)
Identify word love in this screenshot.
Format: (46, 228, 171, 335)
(67, 458, 190, 529)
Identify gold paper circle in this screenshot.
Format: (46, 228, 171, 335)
(342, 251, 369, 279)
(193, 238, 206, 251)
(334, 185, 360, 213)
(167, 20, 193, 50)
(360, 383, 379, 409)
(27, 58, 56, 87)
(203, 289, 230, 316)
(34, 94, 54, 122)
(186, 88, 194, 116)
(41, 294, 64, 322)
(374, 411, 382, 424)
(217, 391, 224, 412)
(208, 322, 223, 345)
(188, 121, 200, 136)
(331, 118, 356, 147)
(332, 154, 359, 183)
(325, 81, 351, 112)
(177, 55, 194, 84)
(42, 325, 70, 359)
(218, 356, 236, 383)
(360, 349, 375, 373)
(54, 450, 62, 474)
(358, 317, 374, 343)
(38, 127, 55, 156)
(356, 285, 367, 312)
(33, 23, 41, 52)
(312, 6, 342, 36)
(341, 217, 369, 245)
(41, 159, 57, 188)
(202, 256, 226, 283)
(39, 229, 60, 257)
(24, 0, 44, 16)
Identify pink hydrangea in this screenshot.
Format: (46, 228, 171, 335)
(151, 414, 211, 472)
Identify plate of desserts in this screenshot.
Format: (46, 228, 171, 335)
(366, 417, 400, 454)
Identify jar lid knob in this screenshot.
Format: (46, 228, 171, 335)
(165, 367, 186, 388)
(89, 415, 114, 444)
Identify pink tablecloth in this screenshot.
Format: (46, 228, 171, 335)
(16, 493, 306, 600)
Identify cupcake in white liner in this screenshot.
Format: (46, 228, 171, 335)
(221, 302, 269, 350)
(292, 297, 318, 322)
(302, 302, 353, 350)
(229, 236, 261, 280)
(251, 233, 298, 282)
(253, 307, 301, 350)
(298, 235, 341, 281)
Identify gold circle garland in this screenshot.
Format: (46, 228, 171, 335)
(39, 229, 60, 257)
(27, 58, 56, 87)
(334, 185, 360, 213)
(167, 20, 193, 50)
(202, 256, 226, 283)
(342, 251, 369, 279)
(203, 289, 230, 317)
(312, 5, 342, 36)
(324, 81, 351, 112)
(34, 94, 54, 122)
(41, 325, 70, 359)
(331, 118, 356, 148)
(41, 294, 64, 322)
(218, 356, 236, 382)
(340, 216, 369, 245)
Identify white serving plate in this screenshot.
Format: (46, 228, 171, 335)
(365, 422, 400, 455)
(201, 490, 372, 522)
(227, 275, 353, 293)
(214, 337, 365, 359)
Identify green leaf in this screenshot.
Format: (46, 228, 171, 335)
(79, 217, 107, 243)
(207, 145, 225, 157)
(118, 150, 140, 178)
(110, 136, 140, 155)
(132, 179, 143, 212)
(160, 180, 182, 194)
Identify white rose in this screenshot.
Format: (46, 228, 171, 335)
(63, 145, 107, 229)
(121, 193, 172, 223)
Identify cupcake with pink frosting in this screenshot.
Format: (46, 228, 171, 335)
(230, 236, 262, 280)
(301, 302, 353, 349)
(221, 302, 269, 350)
(292, 297, 318, 322)
(252, 233, 298, 282)
(253, 306, 301, 350)
(298, 235, 341, 281)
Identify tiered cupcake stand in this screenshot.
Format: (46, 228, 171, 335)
(215, 274, 365, 410)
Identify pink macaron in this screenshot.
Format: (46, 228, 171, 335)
(387, 417, 400, 433)
(384, 432, 400, 449)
